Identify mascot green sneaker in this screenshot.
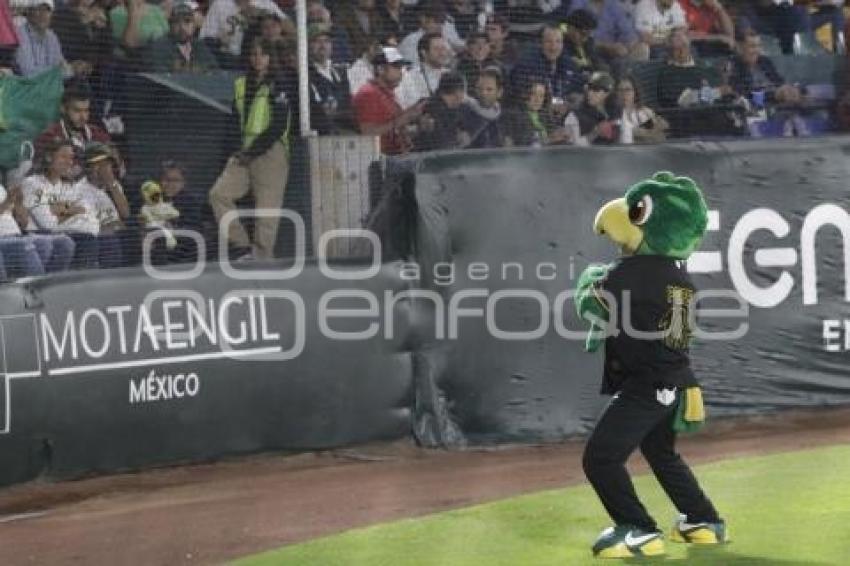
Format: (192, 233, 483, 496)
(592, 525, 665, 558)
(671, 514, 729, 544)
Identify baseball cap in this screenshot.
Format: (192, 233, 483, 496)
(83, 142, 115, 165)
(308, 23, 332, 40)
(27, 0, 54, 10)
(563, 8, 598, 32)
(587, 71, 614, 92)
(170, 2, 194, 20)
(371, 46, 409, 66)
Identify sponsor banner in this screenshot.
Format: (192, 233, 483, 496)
(384, 139, 850, 445)
(0, 263, 414, 486)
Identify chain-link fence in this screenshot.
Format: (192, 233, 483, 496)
(0, 0, 847, 280)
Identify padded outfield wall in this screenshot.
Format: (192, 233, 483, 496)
(0, 262, 415, 486)
(375, 137, 850, 445)
(3, 138, 850, 486)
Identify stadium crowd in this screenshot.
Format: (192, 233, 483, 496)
(0, 0, 848, 276)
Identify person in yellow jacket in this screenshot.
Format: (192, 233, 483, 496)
(209, 37, 293, 260)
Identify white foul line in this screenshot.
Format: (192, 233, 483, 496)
(47, 346, 284, 376)
(0, 511, 50, 524)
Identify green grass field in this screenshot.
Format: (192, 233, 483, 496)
(235, 445, 850, 566)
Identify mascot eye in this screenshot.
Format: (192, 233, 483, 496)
(629, 195, 653, 226)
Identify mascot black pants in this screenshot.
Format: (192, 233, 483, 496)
(582, 380, 721, 531)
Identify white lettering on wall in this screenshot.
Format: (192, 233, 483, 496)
(129, 370, 201, 404)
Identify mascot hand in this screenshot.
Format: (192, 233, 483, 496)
(585, 322, 605, 353)
(575, 264, 610, 321)
(575, 264, 611, 354)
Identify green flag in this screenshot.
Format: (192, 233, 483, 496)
(0, 66, 64, 170)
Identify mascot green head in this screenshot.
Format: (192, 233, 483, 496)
(593, 171, 708, 259)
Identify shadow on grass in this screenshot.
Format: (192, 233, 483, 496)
(622, 545, 835, 565)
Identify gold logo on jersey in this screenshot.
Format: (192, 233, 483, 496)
(658, 285, 694, 350)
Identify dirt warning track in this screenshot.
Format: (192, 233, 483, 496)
(1, 407, 849, 566)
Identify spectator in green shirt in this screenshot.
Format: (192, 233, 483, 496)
(110, 0, 168, 51)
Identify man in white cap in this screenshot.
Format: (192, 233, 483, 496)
(352, 46, 426, 155)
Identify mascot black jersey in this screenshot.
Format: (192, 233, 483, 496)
(600, 255, 699, 395)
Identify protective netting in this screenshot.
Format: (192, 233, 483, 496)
(0, 0, 848, 279)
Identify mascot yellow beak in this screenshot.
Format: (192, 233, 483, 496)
(593, 198, 643, 254)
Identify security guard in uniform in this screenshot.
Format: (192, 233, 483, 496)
(209, 37, 293, 260)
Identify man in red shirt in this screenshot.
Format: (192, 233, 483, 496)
(679, 0, 734, 55)
(352, 46, 426, 155)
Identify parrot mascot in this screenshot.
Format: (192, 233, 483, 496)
(575, 172, 728, 559)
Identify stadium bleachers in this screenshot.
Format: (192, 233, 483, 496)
(0, 0, 848, 277)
